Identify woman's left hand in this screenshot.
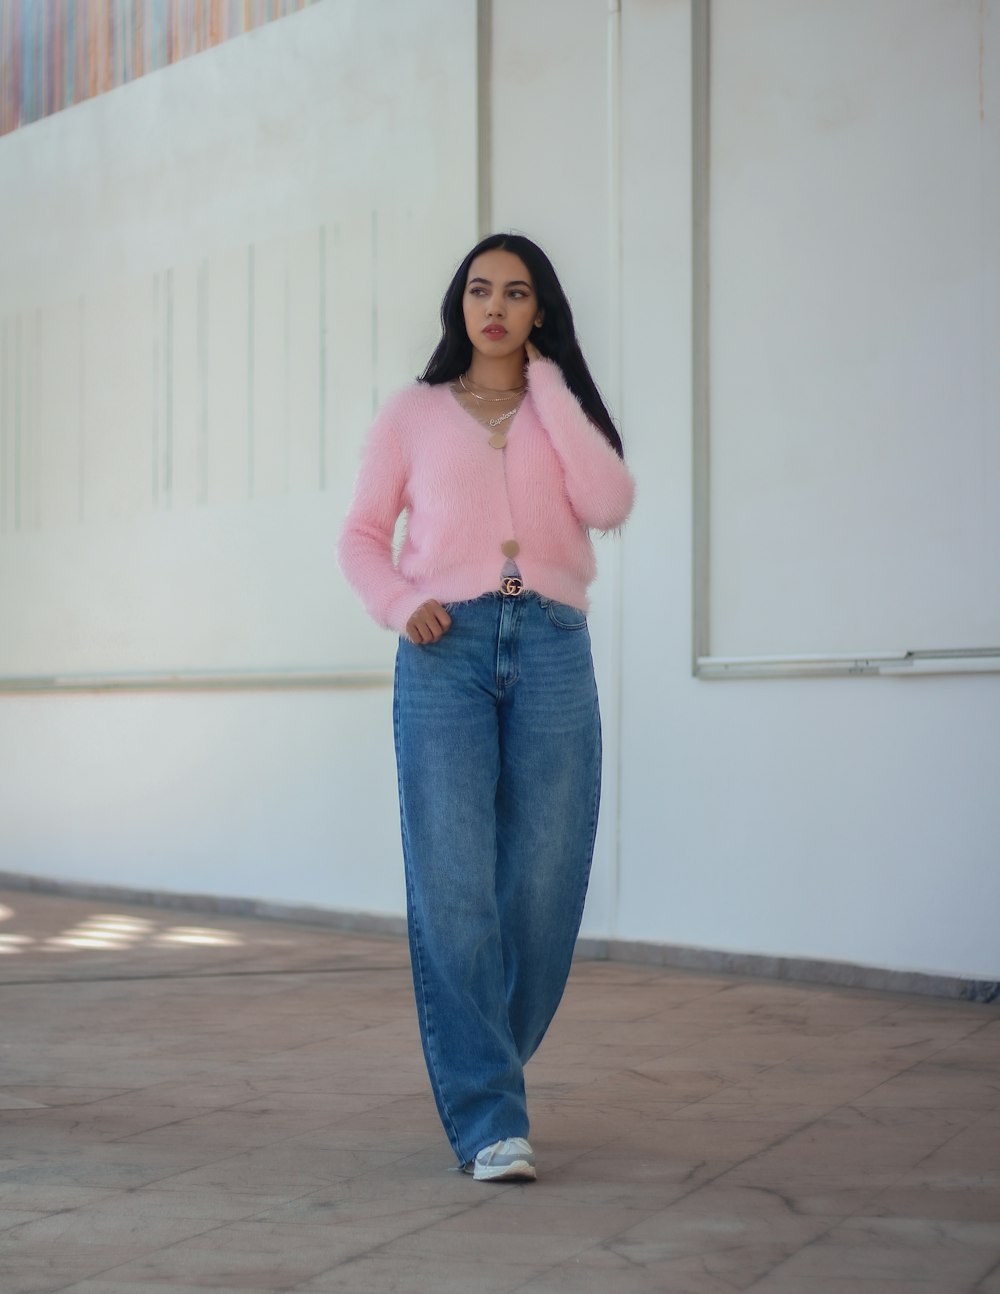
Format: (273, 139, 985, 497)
(525, 339, 542, 364)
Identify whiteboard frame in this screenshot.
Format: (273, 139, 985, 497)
(690, 0, 1000, 680)
(0, 668, 392, 694)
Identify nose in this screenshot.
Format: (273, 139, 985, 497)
(485, 293, 505, 318)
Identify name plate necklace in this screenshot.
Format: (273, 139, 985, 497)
(458, 372, 525, 447)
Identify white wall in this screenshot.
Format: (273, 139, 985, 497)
(1, 0, 997, 984)
(610, 0, 1000, 981)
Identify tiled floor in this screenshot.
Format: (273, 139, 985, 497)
(0, 889, 998, 1294)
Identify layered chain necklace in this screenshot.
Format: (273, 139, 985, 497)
(458, 373, 526, 441)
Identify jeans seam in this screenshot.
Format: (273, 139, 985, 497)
(394, 648, 467, 1164)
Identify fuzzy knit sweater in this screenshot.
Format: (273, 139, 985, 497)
(337, 357, 636, 634)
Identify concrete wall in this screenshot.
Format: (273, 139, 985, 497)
(2, 0, 997, 986)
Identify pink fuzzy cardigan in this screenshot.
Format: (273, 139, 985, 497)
(337, 357, 636, 633)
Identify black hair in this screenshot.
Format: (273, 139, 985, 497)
(419, 233, 624, 458)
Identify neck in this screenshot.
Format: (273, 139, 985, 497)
(466, 350, 526, 391)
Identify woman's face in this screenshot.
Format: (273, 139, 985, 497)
(462, 249, 542, 363)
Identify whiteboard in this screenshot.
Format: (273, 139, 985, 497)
(704, 0, 999, 661)
(0, 0, 477, 680)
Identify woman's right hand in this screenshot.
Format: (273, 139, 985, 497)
(405, 600, 452, 645)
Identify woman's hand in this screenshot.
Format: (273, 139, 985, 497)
(525, 339, 543, 365)
(405, 599, 452, 645)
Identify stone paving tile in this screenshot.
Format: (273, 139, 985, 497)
(745, 1216, 1000, 1285)
(0, 1209, 52, 1232)
(374, 1221, 598, 1265)
(47, 1243, 351, 1291)
(52, 1286, 269, 1294)
(516, 1235, 813, 1293)
(0, 888, 998, 1294)
(0, 1144, 258, 1195)
(978, 1258, 1000, 1293)
(746, 1280, 977, 1293)
(852, 1065, 1000, 1110)
(296, 1254, 548, 1292)
(139, 1145, 411, 1197)
(0, 1204, 234, 1254)
(0, 1247, 170, 1294)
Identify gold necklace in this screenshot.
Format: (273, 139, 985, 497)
(459, 373, 526, 402)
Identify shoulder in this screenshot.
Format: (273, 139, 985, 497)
(363, 381, 449, 456)
(377, 378, 451, 423)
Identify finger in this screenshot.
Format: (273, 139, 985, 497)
(406, 616, 429, 644)
(424, 612, 450, 641)
(429, 604, 452, 632)
(409, 609, 442, 644)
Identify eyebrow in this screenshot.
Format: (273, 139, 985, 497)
(468, 276, 533, 289)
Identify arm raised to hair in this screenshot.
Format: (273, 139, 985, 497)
(337, 396, 429, 634)
(527, 357, 636, 530)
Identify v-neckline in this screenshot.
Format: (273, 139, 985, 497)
(445, 383, 528, 441)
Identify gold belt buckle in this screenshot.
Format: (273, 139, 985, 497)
(500, 576, 524, 597)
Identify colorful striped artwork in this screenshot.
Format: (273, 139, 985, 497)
(0, 0, 320, 137)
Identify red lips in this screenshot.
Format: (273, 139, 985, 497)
(483, 326, 507, 338)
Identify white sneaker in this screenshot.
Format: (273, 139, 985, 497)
(464, 1137, 536, 1182)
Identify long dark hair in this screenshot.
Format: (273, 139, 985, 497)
(420, 233, 624, 458)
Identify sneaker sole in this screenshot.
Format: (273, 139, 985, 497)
(472, 1159, 537, 1182)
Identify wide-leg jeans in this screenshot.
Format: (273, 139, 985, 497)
(392, 590, 602, 1166)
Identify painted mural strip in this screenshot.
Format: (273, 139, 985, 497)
(1, 0, 318, 136)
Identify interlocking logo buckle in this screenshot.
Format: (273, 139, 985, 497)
(500, 576, 524, 596)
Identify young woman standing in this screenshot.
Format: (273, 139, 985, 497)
(338, 233, 635, 1182)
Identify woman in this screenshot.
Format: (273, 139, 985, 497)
(338, 232, 635, 1182)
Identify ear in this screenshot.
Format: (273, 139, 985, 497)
(534, 310, 544, 328)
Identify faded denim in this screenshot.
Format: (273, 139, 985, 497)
(392, 590, 602, 1165)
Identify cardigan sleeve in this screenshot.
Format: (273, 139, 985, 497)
(337, 394, 430, 634)
(526, 357, 636, 530)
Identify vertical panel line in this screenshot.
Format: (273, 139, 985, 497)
(607, 0, 624, 940)
(152, 273, 160, 508)
(13, 313, 21, 530)
(198, 258, 208, 506)
(283, 236, 290, 493)
(248, 242, 255, 498)
(78, 295, 86, 524)
(691, 0, 711, 674)
(319, 223, 327, 490)
(33, 306, 42, 528)
(477, 0, 492, 237)
(165, 266, 174, 508)
(370, 209, 379, 416)
(1, 320, 7, 533)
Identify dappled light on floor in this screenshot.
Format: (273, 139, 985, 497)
(0, 905, 244, 954)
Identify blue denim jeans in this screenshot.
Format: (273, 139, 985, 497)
(392, 591, 602, 1166)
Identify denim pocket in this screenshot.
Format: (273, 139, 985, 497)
(540, 597, 588, 630)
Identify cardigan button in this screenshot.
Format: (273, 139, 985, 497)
(488, 432, 508, 449)
(501, 539, 520, 558)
